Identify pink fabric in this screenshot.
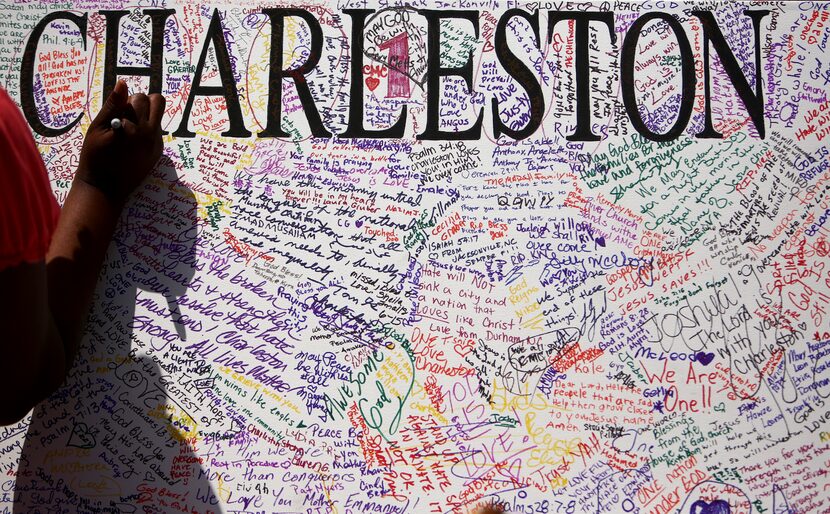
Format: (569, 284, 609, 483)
(0, 87, 60, 269)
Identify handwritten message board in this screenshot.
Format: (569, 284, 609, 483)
(1, 1, 829, 513)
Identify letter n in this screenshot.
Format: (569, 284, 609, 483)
(692, 10, 770, 139)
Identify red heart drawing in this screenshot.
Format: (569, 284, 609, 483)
(365, 76, 380, 91)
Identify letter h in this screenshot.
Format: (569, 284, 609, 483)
(100, 10, 174, 102)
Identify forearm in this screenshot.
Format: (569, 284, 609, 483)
(0, 180, 121, 424)
(0, 261, 66, 424)
(46, 178, 123, 369)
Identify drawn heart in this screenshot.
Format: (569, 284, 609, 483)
(595, 236, 606, 247)
(696, 352, 715, 366)
(690, 499, 731, 514)
(67, 422, 96, 449)
(144, 472, 156, 482)
(355, 219, 363, 228)
(365, 76, 380, 91)
(454, 340, 474, 358)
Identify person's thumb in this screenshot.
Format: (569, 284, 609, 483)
(93, 79, 129, 127)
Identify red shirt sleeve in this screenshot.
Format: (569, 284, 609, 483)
(0, 87, 61, 269)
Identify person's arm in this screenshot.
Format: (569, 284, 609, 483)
(47, 81, 165, 364)
(0, 80, 164, 424)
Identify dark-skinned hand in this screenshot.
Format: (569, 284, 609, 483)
(77, 79, 165, 206)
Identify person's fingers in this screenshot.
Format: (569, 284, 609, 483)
(116, 117, 139, 139)
(148, 94, 166, 129)
(130, 93, 150, 123)
(120, 102, 138, 125)
(92, 79, 129, 128)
